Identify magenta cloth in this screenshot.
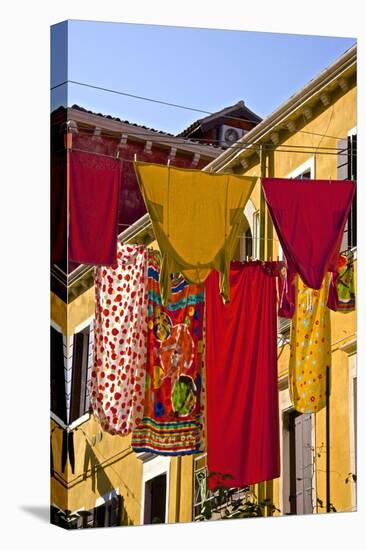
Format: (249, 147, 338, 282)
(262, 178, 356, 290)
(277, 263, 339, 319)
(205, 262, 280, 489)
(68, 150, 121, 265)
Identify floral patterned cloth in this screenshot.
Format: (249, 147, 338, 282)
(335, 253, 355, 311)
(90, 244, 148, 435)
(131, 250, 205, 455)
(289, 274, 331, 413)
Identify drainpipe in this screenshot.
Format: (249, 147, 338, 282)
(175, 457, 181, 522)
(259, 144, 266, 260)
(326, 367, 331, 512)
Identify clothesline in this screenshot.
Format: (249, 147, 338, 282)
(62, 127, 349, 153)
(55, 145, 350, 166)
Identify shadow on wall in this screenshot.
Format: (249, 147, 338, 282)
(83, 441, 115, 495)
(82, 441, 135, 527)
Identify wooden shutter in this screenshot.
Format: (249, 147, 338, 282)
(295, 413, 313, 515)
(50, 327, 67, 423)
(94, 503, 107, 527)
(338, 136, 357, 251)
(108, 495, 123, 526)
(70, 326, 90, 423)
(349, 135, 357, 248)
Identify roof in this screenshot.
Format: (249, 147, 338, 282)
(177, 100, 262, 137)
(53, 104, 226, 156)
(70, 104, 177, 137)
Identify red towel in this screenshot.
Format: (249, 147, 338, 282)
(262, 178, 356, 290)
(68, 150, 121, 265)
(205, 262, 280, 489)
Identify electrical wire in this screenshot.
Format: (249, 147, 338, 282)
(51, 79, 349, 141)
(55, 144, 350, 166)
(51, 79, 261, 123)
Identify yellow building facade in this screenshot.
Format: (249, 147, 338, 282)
(50, 44, 357, 527)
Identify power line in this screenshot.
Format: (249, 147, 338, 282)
(52, 79, 234, 117)
(51, 79, 348, 141)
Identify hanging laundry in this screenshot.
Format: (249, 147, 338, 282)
(134, 161, 256, 305)
(277, 262, 296, 318)
(91, 244, 148, 435)
(69, 150, 121, 265)
(131, 250, 205, 456)
(205, 262, 280, 489)
(262, 178, 356, 290)
(289, 274, 331, 414)
(327, 253, 356, 312)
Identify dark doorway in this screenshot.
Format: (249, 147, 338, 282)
(143, 474, 167, 524)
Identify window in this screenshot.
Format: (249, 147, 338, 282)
(139, 454, 170, 525)
(234, 226, 253, 261)
(341, 344, 357, 509)
(93, 494, 123, 527)
(51, 494, 123, 529)
(282, 411, 313, 515)
(70, 325, 92, 423)
(51, 321, 93, 427)
(252, 210, 260, 259)
(287, 157, 315, 180)
(193, 453, 250, 520)
(338, 131, 357, 251)
(50, 326, 67, 424)
(144, 474, 167, 524)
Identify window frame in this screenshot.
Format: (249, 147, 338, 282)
(140, 454, 171, 525)
(279, 385, 316, 516)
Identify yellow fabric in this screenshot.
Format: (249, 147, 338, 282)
(134, 161, 256, 305)
(289, 274, 331, 413)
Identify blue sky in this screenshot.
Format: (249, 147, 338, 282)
(51, 20, 355, 134)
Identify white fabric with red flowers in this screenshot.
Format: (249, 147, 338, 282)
(90, 244, 148, 435)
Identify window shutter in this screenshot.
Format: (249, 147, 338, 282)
(94, 503, 107, 527)
(302, 414, 313, 514)
(50, 327, 67, 423)
(70, 326, 90, 423)
(349, 135, 357, 248)
(294, 413, 313, 515)
(294, 415, 304, 515)
(109, 495, 122, 526)
(337, 138, 349, 180)
(338, 136, 357, 251)
(338, 138, 349, 252)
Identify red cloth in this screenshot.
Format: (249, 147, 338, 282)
(68, 150, 121, 265)
(205, 262, 280, 489)
(262, 178, 356, 290)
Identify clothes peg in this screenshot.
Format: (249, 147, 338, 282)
(64, 132, 73, 150)
(115, 150, 120, 160)
(167, 158, 171, 167)
(134, 153, 137, 162)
